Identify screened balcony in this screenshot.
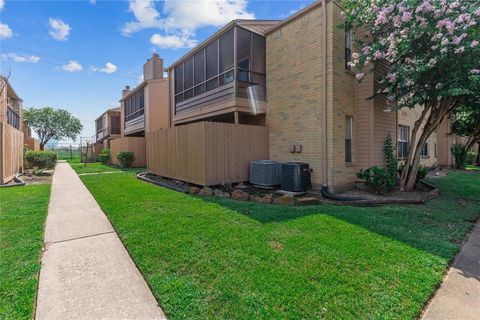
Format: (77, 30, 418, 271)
(123, 87, 145, 135)
(170, 21, 276, 125)
(95, 108, 121, 142)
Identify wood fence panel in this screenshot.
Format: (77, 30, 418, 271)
(146, 121, 268, 186)
(110, 136, 146, 167)
(0, 122, 24, 184)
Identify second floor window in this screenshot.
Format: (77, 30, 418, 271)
(345, 28, 352, 70)
(398, 126, 409, 159)
(7, 107, 20, 130)
(124, 89, 144, 122)
(345, 116, 353, 163)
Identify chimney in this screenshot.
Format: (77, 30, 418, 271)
(143, 53, 164, 81)
(122, 85, 131, 98)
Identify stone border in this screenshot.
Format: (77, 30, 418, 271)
(137, 173, 440, 206)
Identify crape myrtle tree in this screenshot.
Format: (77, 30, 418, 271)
(23, 107, 83, 150)
(342, 0, 480, 191)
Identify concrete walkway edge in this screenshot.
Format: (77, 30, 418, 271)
(422, 220, 480, 319)
(35, 162, 166, 320)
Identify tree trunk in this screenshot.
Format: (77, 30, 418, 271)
(477, 144, 480, 165)
(399, 98, 458, 191)
(40, 143, 45, 151)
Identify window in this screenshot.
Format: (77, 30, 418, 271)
(345, 116, 353, 163)
(206, 40, 219, 80)
(421, 142, 429, 157)
(345, 28, 352, 70)
(6, 107, 20, 129)
(237, 27, 251, 82)
(398, 126, 409, 159)
(124, 88, 145, 122)
(219, 28, 234, 73)
(184, 56, 194, 91)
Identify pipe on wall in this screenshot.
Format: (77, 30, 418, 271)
(321, 0, 329, 189)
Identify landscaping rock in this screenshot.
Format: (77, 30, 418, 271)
(231, 189, 250, 201)
(273, 195, 295, 205)
(199, 187, 214, 196)
(214, 189, 230, 198)
(188, 186, 201, 195)
(251, 194, 273, 204)
(296, 196, 321, 206)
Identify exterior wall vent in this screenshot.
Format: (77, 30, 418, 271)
(281, 162, 311, 192)
(250, 160, 281, 187)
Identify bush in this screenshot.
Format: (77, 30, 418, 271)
(451, 143, 468, 169)
(416, 166, 428, 185)
(117, 151, 135, 168)
(98, 148, 110, 165)
(25, 150, 57, 169)
(356, 166, 391, 194)
(467, 152, 477, 165)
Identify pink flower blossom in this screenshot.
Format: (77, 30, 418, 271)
(387, 72, 397, 83)
(471, 40, 479, 48)
(471, 69, 480, 75)
(401, 12, 412, 22)
(454, 46, 465, 54)
(356, 73, 365, 81)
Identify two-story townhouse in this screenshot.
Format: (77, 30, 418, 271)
(93, 107, 121, 158)
(0, 76, 24, 184)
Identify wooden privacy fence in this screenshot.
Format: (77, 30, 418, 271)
(110, 136, 146, 167)
(146, 122, 269, 186)
(0, 122, 24, 184)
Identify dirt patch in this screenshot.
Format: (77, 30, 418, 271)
(21, 171, 53, 185)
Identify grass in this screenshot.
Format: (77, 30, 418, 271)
(466, 164, 480, 171)
(0, 184, 51, 319)
(79, 171, 480, 320)
(70, 162, 146, 175)
(54, 149, 81, 163)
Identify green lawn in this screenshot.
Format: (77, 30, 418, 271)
(0, 184, 51, 319)
(54, 149, 81, 163)
(79, 171, 480, 320)
(70, 162, 146, 175)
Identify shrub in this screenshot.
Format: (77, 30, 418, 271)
(117, 151, 135, 168)
(451, 143, 468, 169)
(415, 166, 428, 185)
(356, 166, 391, 194)
(25, 150, 57, 169)
(98, 148, 110, 165)
(384, 134, 398, 189)
(467, 152, 477, 165)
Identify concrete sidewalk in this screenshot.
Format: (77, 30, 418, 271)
(422, 222, 480, 319)
(36, 162, 166, 320)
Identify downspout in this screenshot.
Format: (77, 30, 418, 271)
(322, 0, 329, 190)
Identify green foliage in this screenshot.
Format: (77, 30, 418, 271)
(451, 143, 468, 169)
(98, 148, 110, 165)
(25, 150, 57, 169)
(416, 166, 428, 185)
(384, 133, 398, 189)
(117, 151, 135, 168)
(0, 184, 51, 319)
(467, 152, 477, 165)
(23, 107, 83, 149)
(451, 104, 480, 146)
(356, 166, 391, 194)
(79, 170, 480, 319)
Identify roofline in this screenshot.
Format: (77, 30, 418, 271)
(119, 81, 148, 101)
(167, 19, 281, 71)
(265, 0, 328, 35)
(1, 75, 22, 101)
(95, 107, 121, 121)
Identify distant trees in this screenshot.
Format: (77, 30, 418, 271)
(23, 107, 83, 150)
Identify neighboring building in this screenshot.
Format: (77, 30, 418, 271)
(96, 53, 169, 167)
(23, 120, 40, 151)
(93, 107, 121, 157)
(0, 76, 24, 183)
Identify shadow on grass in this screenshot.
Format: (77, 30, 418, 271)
(200, 172, 480, 261)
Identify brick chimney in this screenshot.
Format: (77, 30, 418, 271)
(122, 85, 131, 98)
(143, 53, 164, 81)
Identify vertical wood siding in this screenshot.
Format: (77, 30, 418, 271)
(110, 137, 146, 167)
(0, 122, 24, 184)
(146, 122, 268, 186)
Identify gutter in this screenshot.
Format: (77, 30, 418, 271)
(322, 0, 329, 190)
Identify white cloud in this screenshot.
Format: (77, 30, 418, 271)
(0, 0, 4, 11)
(0, 23, 12, 39)
(49, 18, 71, 41)
(122, 0, 254, 48)
(89, 62, 118, 74)
(62, 60, 82, 72)
(99, 62, 118, 74)
(89, 0, 96, 4)
(150, 34, 196, 49)
(1, 53, 40, 63)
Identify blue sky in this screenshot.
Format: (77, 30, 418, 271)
(0, 0, 313, 140)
